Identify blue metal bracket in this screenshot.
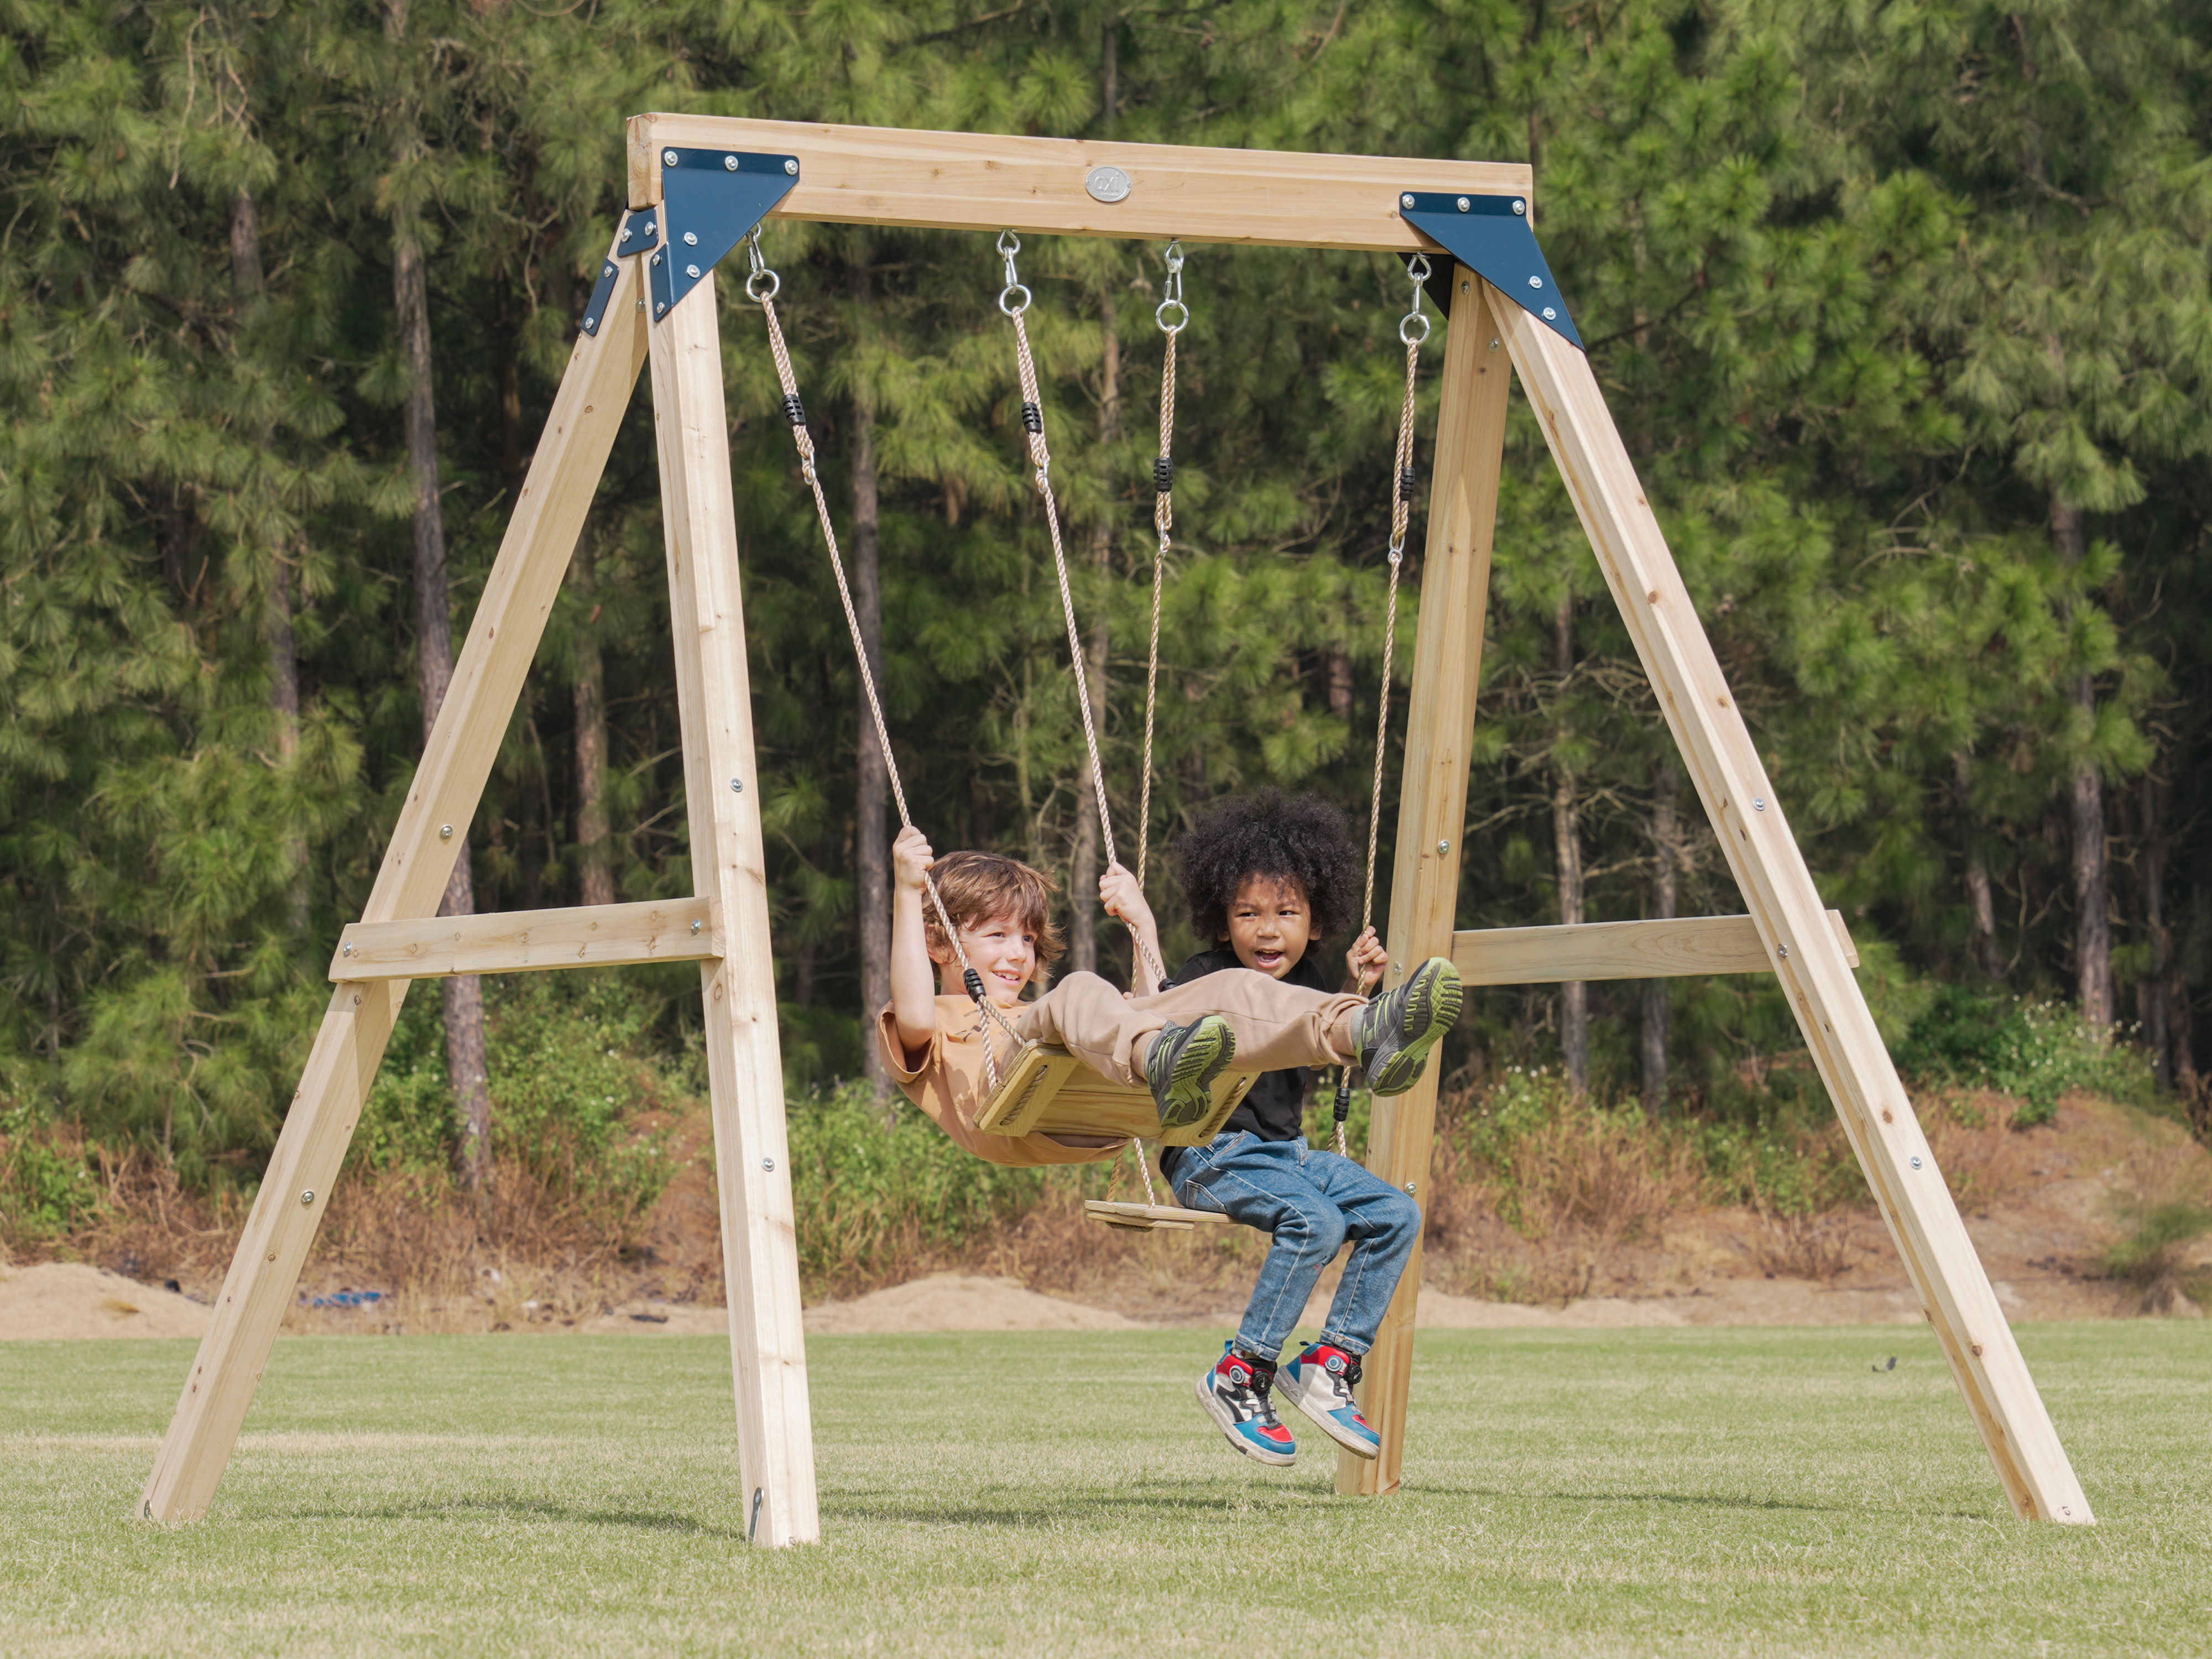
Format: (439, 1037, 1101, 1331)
(645, 148, 800, 323)
(1399, 190, 1581, 351)
(578, 210, 660, 337)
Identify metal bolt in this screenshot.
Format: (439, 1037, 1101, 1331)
(730, 777, 743, 792)
(439, 824, 453, 839)
(691, 920, 703, 935)
(1437, 839, 1450, 855)
(662, 149, 677, 165)
(1489, 338, 1500, 351)
(643, 220, 655, 237)
(1528, 275, 1543, 289)
(1911, 1156, 1923, 1170)
(784, 159, 798, 175)
(684, 231, 698, 246)
(761, 1157, 775, 1172)
(1513, 199, 1527, 215)
(1753, 797, 1766, 811)
(656, 302, 666, 315)
(1777, 944, 1789, 958)
(619, 225, 633, 241)
(724, 155, 739, 171)
(685, 263, 701, 278)
(1405, 1181, 1417, 1194)
(584, 317, 596, 330)
(1542, 307, 1557, 321)
(1455, 196, 1469, 212)
(300, 1190, 315, 1206)
(651, 252, 662, 267)
(342, 942, 354, 956)
(1401, 194, 1415, 208)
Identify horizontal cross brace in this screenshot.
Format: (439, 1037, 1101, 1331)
(329, 899, 719, 982)
(1452, 911, 1856, 987)
(627, 116, 1532, 252)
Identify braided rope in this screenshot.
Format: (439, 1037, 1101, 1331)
(999, 236, 1168, 993)
(751, 264, 1020, 1087)
(1139, 267, 1181, 894)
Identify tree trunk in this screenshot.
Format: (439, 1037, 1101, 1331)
(1953, 750, 2004, 978)
(1328, 650, 1354, 722)
(1553, 594, 1587, 1097)
(1641, 762, 1676, 1114)
(232, 187, 310, 937)
(852, 262, 893, 1106)
(2142, 773, 2171, 1086)
(2052, 497, 2113, 1030)
(572, 534, 614, 908)
(1068, 291, 1119, 978)
(396, 210, 492, 1193)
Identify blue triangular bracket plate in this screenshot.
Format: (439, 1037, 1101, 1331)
(646, 148, 801, 323)
(578, 210, 661, 337)
(1399, 190, 1582, 351)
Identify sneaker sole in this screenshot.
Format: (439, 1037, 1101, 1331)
(1156, 1016, 1235, 1130)
(1276, 1369, 1382, 1459)
(1369, 961, 1462, 1096)
(1193, 1371, 1296, 1467)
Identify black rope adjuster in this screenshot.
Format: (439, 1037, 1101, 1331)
(963, 967, 988, 1006)
(1397, 464, 1417, 503)
(782, 393, 807, 426)
(1154, 456, 1174, 493)
(1020, 401, 1043, 434)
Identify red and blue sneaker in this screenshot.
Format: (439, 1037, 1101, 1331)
(1194, 1343, 1296, 1466)
(1277, 1342, 1380, 1459)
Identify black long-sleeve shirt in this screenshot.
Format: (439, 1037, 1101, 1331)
(1157, 946, 1330, 1178)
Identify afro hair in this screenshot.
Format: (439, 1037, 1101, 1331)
(1174, 789, 1362, 945)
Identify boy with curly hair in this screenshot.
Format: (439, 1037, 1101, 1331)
(878, 826, 1459, 1237)
(1161, 789, 1455, 1468)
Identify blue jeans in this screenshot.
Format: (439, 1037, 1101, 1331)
(1168, 1132, 1421, 1364)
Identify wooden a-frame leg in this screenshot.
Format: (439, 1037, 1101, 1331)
(1338, 276, 1513, 1498)
(142, 259, 652, 1523)
(648, 270, 818, 1548)
(1491, 283, 2092, 1524)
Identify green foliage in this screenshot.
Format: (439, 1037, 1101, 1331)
(1895, 987, 2161, 1126)
(785, 1081, 1052, 1293)
(2101, 1202, 2212, 1302)
(0, 1103, 103, 1241)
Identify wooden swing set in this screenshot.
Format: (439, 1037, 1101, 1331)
(142, 117, 2094, 1545)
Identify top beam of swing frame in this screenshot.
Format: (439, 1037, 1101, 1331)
(627, 116, 1532, 248)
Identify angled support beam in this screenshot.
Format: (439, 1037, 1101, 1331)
(1339, 273, 1512, 1498)
(1491, 280, 2091, 1524)
(140, 255, 651, 1524)
(329, 899, 720, 982)
(1452, 911, 1856, 986)
(649, 269, 818, 1548)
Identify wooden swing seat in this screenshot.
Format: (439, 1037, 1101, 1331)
(971, 1040, 1258, 1145)
(1082, 1199, 1237, 1232)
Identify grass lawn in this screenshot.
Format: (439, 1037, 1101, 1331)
(4, 1323, 2208, 1656)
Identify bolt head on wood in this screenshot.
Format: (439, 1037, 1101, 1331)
(439, 824, 453, 838)
(299, 1190, 314, 1206)
(761, 1157, 775, 1172)
(730, 777, 743, 792)
(663, 149, 677, 164)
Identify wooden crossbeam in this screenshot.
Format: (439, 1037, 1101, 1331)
(625, 116, 1531, 251)
(327, 900, 718, 981)
(1452, 911, 1857, 986)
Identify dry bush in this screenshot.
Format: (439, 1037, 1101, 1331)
(1750, 1209, 1854, 1281)
(1917, 1088, 2043, 1208)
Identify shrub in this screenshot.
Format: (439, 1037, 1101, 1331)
(2101, 1202, 2212, 1311)
(1895, 987, 2159, 1127)
(0, 1103, 103, 1244)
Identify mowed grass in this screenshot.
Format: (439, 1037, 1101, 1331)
(4, 1324, 2209, 1656)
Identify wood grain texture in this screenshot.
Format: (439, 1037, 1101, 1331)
(1339, 276, 1512, 1499)
(141, 258, 651, 1524)
(650, 270, 820, 1548)
(1083, 1200, 1236, 1231)
(969, 1043, 1256, 1145)
(329, 899, 718, 980)
(1493, 282, 2090, 1524)
(626, 116, 1531, 250)
(1452, 911, 1858, 985)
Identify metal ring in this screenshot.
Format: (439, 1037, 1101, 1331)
(1399, 311, 1431, 346)
(1155, 298, 1188, 333)
(1408, 254, 1432, 284)
(999, 283, 1031, 316)
(746, 267, 780, 303)
(1387, 540, 1406, 565)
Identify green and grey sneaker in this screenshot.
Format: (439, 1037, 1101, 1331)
(1144, 1015, 1236, 1130)
(1349, 957, 1463, 1096)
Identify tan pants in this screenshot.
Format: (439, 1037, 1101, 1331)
(1014, 969, 1365, 1090)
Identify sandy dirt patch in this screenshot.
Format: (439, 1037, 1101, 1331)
(0, 1263, 210, 1340)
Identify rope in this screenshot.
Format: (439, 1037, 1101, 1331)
(1138, 243, 1185, 896)
(1337, 255, 1432, 1158)
(997, 231, 1168, 994)
(745, 236, 1021, 1091)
